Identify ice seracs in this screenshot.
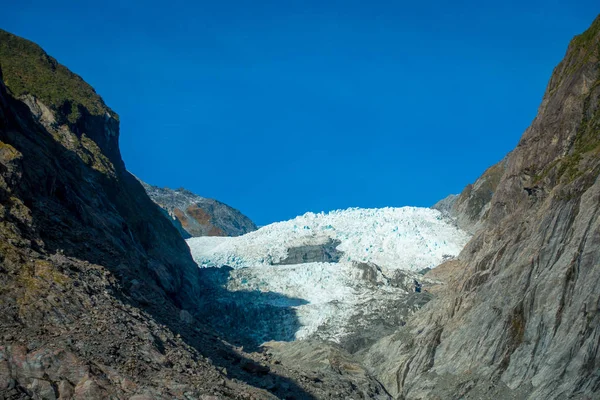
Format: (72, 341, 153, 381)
(187, 206, 471, 344)
(188, 207, 470, 273)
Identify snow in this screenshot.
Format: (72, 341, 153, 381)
(186, 206, 471, 342)
(187, 207, 469, 272)
(228, 262, 361, 339)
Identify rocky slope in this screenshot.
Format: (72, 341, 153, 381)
(141, 182, 257, 238)
(433, 157, 507, 233)
(0, 29, 387, 399)
(361, 15, 600, 400)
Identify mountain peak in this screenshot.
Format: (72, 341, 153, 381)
(140, 180, 257, 238)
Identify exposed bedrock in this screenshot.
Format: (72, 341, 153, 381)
(273, 238, 344, 265)
(362, 16, 600, 400)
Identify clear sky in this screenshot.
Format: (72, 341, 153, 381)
(3, 1, 599, 225)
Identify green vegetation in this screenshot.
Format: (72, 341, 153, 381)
(571, 15, 600, 50)
(535, 18, 600, 188)
(558, 76, 600, 183)
(0, 29, 117, 123)
(80, 133, 116, 174)
(0, 29, 119, 176)
(547, 16, 600, 97)
(536, 90, 600, 188)
(0, 141, 21, 161)
(509, 307, 525, 348)
(532, 159, 560, 184)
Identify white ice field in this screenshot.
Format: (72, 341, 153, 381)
(187, 207, 470, 341)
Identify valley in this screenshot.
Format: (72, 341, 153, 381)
(1, 12, 600, 400)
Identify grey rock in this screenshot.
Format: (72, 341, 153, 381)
(432, 193, 458, 215)
(433, 158, 508, 234)
(179, 309, 194, 324)
(273, 238, 343, 265)
(240, 359, 270, 375)
(362, 16, 600, 400)
(264, 340, 391, 399)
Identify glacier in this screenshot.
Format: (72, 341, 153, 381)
(187, 207, 470, 347)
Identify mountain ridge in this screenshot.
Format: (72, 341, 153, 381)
(140, 181, 257, 238)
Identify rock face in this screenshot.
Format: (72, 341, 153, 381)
(431, 194, 458, 215)
(141, 182, 257, 238)
(0, 29, 383, 399)
(363, 16, 600, 400)
(433, 158, 507, 233)
(272, 238, 344, 265)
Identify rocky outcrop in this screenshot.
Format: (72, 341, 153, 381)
(264, 340, 391, 399)
(433, 158, 507, 233)
(431, 194, 458, 215)
(363, 16, 600, 400)
(273, 238, 343, 265)
(141, 182, 257, 238)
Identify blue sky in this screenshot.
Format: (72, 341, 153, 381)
(3, 1, 599, 225)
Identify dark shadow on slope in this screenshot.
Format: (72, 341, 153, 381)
(122, 280, 318, 399)
(196, 266, 309, 352)
(0, 84, 318, 399)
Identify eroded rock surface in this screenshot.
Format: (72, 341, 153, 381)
(273, 238, 343, 265)
(433, 158, 507, 233)
(362, 16, 600, 400)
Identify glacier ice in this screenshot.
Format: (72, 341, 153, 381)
(187, 207, 470, 345)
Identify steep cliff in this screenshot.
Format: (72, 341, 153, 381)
(363, 16, 600, 400)
(0, 29, 384, 399)
(141, 182, 257, 238)
(433, 158, 507, 233)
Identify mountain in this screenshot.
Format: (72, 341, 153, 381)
(187, 207, 470, 351)
(359, 16, 600, 399)
(0, 29, 386, 399)
(140, 182, 257, 238)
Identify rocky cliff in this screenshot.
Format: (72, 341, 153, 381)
(362, 16, 600, 400)
(433, 158, 507, 233)
(0, 29, 385, 399)
(141, 182, 257, 238)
